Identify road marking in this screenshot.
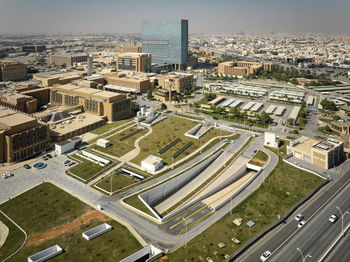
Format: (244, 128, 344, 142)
(169, 203, 208, 230)
(270, 176, 350, 258)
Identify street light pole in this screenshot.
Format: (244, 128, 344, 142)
(336, 206, 350, 237)
(296, 248, 312, 262)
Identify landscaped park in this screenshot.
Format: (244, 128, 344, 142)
(0, 183, 142, 262)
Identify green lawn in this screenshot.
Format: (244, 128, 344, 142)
(95, 172, 138, 193)
(248, 150, 268, 166)
(0, 183, 142, 262)
(165, 142, 324, 261)
(131, 115, 230, 165)
(69, 154, 112, 181)
(91, 126, 148, 158)
(90, 118, 134, 135)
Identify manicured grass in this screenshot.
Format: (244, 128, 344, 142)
(0, 183, 142, 262)
(69, 154, 111, 181)
(317, 125, 339, 136)
(248, 150, 268, 167)
(95, 172, 138, 193)
(131, 115, 231, 165)
(165, 142, 323, 261)
(90, 118, 134, 135)
(91, 126, 148, 158)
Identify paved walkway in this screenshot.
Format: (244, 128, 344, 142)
(0, 220, 9, 247)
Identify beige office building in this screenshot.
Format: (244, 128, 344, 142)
(287, 136, 344, 170)
(0, 93, 37, 114)
(0, 61, 27, 81)
(33, 71, 83, 87)
(49, 54, 88, 67)
(116, 53, 151, 72)
(158, 73, 194, 93)
(122, 46, 142, 53)
(50, 84, 132, 121)
(105, 72, 151, 93)
(218, 60, 274, 77)
(0, 106, 48, 163)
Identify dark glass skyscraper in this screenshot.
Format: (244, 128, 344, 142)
(141, 19, 188, 66)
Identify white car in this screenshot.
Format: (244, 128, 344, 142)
(329, 214, 338, 223)
(298, 220, 305, 228)
(260, 251, 272, 262)
(1, 173, 8, 179)
(295, 214, 304, 222)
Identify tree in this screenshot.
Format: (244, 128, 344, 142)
(147, 89, 153, 100)
(290, 78, 299, 85)
(333, 115, 341, 121)
(161, 103, 167, 110)
(320, 100, 337, 111)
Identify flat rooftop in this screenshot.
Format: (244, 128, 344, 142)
(0, 106, 37, 129)
(51, 53, 87, 57)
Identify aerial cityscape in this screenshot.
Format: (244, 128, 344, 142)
(1, 0, 350, 261)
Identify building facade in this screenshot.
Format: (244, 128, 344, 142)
(122, 46, 142, 53)
(158, 73, 194, 93)
(218, 60, 274, 77)
(50, 84, 132, 121)
(105, 73, 151, 93)
(0, 93, 37, 114)
(0, 62, 27, 81)
(0, 106, 48, 163)
(142, 19, 188, 67)
(287, 136, 344, 170)
(116, 53, 151, 72)
(49, 54, 88, 67)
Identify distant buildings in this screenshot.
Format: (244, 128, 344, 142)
(218, 60, 274, 77)
(0, 61, 27, 82)
(122, 45, 142, 53)
(0, 93, 38, 114)
(49, 54, 88, 67)
(0, 106, 48, 163)
(19, 45, 46, 53)
(287, 136, 344, 170)
(142, 19, 188, 69)
(116, 53, 151, 72)
(50, 84, 132, 122)
(264, 132, 280, 148)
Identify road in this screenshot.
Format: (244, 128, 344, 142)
(270, 180, 350, 262)
(325, 228, 350, 262)
(237, 159, 350, 262)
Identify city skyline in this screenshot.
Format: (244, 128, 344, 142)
(1, 0, 350, 35)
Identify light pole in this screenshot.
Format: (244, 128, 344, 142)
(296, 248, 312, 262)
(109, 172, 113, 196)
(336, 206, 350, 237)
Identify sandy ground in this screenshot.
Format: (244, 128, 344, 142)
(26, 209, 109, 246)
(0, 220, 9, 248)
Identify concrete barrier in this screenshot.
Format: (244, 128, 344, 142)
(28, 245, 63, 262)
(120, 245, 162, 262)
(82, 223, 112, 240)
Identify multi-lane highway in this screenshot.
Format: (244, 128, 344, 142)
(237, 160, 350, 262)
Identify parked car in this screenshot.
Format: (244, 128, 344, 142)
(46, 154, 52, 159)
(23, 164, 31, 169)
(329, 214, 338, 223)
(298, 220, 305, 228)
(1, 173, 8, 179)
(42, 156, 48, 161)
(63, 160, 70, 165)
(68, 161, 75, 166)
(260, 251, 271, 262)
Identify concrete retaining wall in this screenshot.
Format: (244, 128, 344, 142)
(28, 245, 63, 262)
(76, 150, 110, 167)
(82, 223, 112, 240)
(120, 245, 162, 262)
(246, 163, 262, 172)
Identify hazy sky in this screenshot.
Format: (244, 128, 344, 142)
(0, 0, 349, 34)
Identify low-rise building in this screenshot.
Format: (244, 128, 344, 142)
(0, 61, 27, 81)
(329, 121, 350, 135)
(33, 71, 83, 87)
(141, 155, 163, 172)
(116, 53, 151, 72)
(0, 106, 48, 163)
(287, 136, 344, 170)
(105, 72, 151, 93)
(218, 60, 274, 77)
(50, 83, 132, 122)
(49, 53, 88, 67)
(264, 132, 280, 148)
(0, 93, 37, 114)
(158, 73, 194, 93)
